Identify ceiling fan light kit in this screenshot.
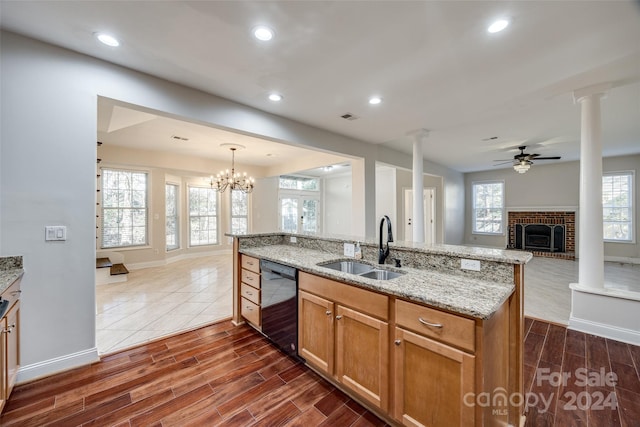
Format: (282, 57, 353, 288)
(493, 145, 561, 174)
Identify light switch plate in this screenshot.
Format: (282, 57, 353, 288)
(461, 259, 481, 271)
(344, 243, 355, 257)
(45, 225, 67, 241)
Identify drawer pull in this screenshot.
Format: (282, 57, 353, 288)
(246, 291, 253, 296)
(335, 315, 343, 320)
(247, 261, 254, 265)
(245, 306, 253, 311)
(326, 310, 332, 316)
(418, 317, 443, 329)
(247, 277, 253, 281)
(394, 339, 401, 346)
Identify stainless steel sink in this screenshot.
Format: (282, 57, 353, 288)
(317, 260, 405, 280)
(318, 260, 374, 275)
(359, 269, 405, 280)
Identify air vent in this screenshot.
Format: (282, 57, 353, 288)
(340, 113, 359, 121)
(171, 135, 189, 141)
(482, 136, 498, 141)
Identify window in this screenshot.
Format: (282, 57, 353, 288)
(472, 181, 504, 234)
(231, 190, 249, 234)
(101, 168, 148, 248)
(165, 184, 179, 250)
(189, 186, 218, 246)
(603, 172, 634, 242)
(279, 175, 319, 191)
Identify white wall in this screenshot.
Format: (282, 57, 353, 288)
(463, 154, 640, 260)
(1, 31, 464, 380)
(324, 174, 353, 235)
(375, 166, 397, 238)
(250, 177, 279, 233)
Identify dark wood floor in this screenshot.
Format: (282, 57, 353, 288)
(2, 318, 639, 426)
(523, 318, 640, 427)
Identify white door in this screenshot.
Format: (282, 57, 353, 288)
(404, 188, 435, 244)
(280, 196, 320, 233)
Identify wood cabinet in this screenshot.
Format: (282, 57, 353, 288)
(0, 277, 21, 413)
(394, 303, 475, 426)
(298, 272, 389, 411)
(240, 255, 261, 328)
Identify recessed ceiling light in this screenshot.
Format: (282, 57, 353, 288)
(369, 96, 382, 105)
(488, 19, 509, 33)
(253, 26, 274, 41)
(268, 93, 283, 102)
(96, 33, 120, 47)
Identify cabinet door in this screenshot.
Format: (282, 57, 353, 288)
(5, 305, 19, 399)
(394, 327, 474, 427)
(335, 305, 389, 411)
(298, 290, 334, 375)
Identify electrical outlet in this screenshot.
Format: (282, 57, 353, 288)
(461, 259, 481, 271)
(344, 243, 355, 257)
(290, 236, 297, 243)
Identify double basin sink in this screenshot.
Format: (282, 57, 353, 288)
(317, 260, 405, 281)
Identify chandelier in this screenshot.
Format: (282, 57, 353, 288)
(210, 147, 254, 193)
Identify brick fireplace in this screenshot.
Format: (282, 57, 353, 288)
(507, 211, 575, 259)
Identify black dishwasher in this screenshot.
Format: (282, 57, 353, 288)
(259, 259, 299, 359)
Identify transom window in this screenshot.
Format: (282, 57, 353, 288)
(603, 171, 634, 242)
(279, 175, 319, 191)
(472, 181, 504, 235)
(188, 186, 218, 246)
(101, 168, 148, 248)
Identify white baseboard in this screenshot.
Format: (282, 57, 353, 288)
(17, 347, 99, 384)
(127, 249, 233, 270)
(604, 256, 640, 265)
(568, 316, 640, 346)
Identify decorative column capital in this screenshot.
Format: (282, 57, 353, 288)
(406, 128, 430, 143)
(573, 82, 612, 104)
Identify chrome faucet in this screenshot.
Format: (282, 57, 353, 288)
(378, 215, 394, 264)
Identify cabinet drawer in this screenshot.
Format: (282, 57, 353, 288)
(0, 277, 21, 311)
(241, 297, 261, 327)
(395, 299, 475, 352)
(241, 282, 260, 305)
(241, 255, 260, 274)
(241, 269, 260, 288)
(299, 272, 388, 320)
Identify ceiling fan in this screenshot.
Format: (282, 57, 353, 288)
(493, 146, 561, 174)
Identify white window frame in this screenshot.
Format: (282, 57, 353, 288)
(471, 180, 505, 235)
(165, 183, 180, 251)
(230, 190, 250, 234)
(188, 185, 219, 247)
(100, 167, 150, 249)
(603, 170, 635, 243)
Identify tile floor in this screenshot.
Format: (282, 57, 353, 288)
(96, 254, 233, 354)
(96, 253, 639, 354)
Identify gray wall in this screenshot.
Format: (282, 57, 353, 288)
(0, 32, 465, 379)
(464, 154, 640, 260)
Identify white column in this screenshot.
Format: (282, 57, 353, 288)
(407, 129, 429, 243)
(573, 84, 610, 289)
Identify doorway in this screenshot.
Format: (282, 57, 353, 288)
(279, 195, 321, 233)
(403, 188, 435, 244)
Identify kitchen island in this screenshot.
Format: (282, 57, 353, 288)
(228, 232, 531, 427)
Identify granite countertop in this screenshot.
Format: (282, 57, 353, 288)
(0, 256, 24, 294)
(228, 232, 532, 265)
(240, 245, 515, 319)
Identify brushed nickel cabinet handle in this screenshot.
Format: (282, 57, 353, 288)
(335, 315, 343, 320)
(418, 317, 443, 328)
(394, 339, 401, 346)
(325, 310, 332, 316)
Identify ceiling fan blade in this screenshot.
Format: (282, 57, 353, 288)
(535, 156, 561, 160)
(492, 159, 513, 162)
(493, 160, 514, 166)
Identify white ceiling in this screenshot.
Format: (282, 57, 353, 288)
(2, 1, 639, 172)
